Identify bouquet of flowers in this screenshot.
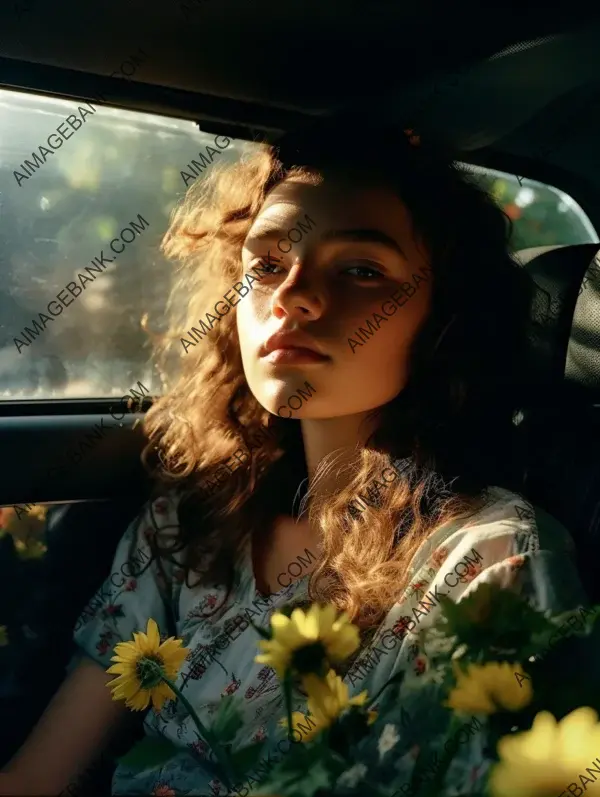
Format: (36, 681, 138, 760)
(106, 581, 600, 797)
(0, 504, 47, 560)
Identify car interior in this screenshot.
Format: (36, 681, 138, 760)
(3, 1, 600, 791)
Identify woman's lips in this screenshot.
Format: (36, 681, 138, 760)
(263, 347, 329, 365)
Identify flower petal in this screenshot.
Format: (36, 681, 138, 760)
(145, 618, 161, 650)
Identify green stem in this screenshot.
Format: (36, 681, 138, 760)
(283, 672, 294, 744)
(419, 714, 466, 797)
(158, 672, 234, 791)
(365, 669, 405, 710)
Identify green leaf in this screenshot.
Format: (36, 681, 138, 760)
(276, 603, 300, 619)
(249, 743, 337, 797)
(228, 739, 268, 780)
(247, 617, 272, 640)
(117, 736, 180, 771)
(436, 582, 556, 657)
(511, 604, 600, 664)
(283, 671, 295, 742)
(210, 694, 245, 744)
(331, 704, 377, 751)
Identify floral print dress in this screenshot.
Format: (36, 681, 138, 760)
(70, 482, 588, 796)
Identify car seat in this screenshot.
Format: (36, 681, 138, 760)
(0, 486, 151, 771)
(514, 242, 600, 603)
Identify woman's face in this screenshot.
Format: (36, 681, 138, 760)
(237, 176, 432, 420)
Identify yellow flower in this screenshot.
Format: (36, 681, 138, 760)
(0, 626, 8, 647)
(490, 707, 600, 797)
(299, 669, 369, 740)
(1, 505, 47, 545)
(280, 683, 375, 746)
(106, 618, 189, 711)
(14, 538, 47, 560)
(255, 603, 360, 678)
(27, 505, 47, 523)
(446, 662, 532, 715)
(278, 711, 314, 739)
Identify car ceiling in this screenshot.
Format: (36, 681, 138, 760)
(1, 2, 600, 214)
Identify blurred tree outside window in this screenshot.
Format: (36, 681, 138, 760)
(464, 164, 598, 250)
(0, 88, 255, 400)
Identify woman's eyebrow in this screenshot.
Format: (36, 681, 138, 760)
(246, 225, 406, 259)
(246, 220, 289, 242)
(321, 228, 406, 258)
(246, 226, 280, 242)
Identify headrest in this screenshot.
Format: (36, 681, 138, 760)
(513, 243, 600, 402)
(566, 248, 600, 394)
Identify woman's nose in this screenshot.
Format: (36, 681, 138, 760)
(271, 262, 324, 321)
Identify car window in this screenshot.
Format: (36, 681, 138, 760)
(463, 164, 599, 250)
(3, 90, 597, 403)
(0, 88, 258, 401)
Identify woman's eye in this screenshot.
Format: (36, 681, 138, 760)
(260, 262, 283, 274)
(251, 258, 284, 275)
(344, 263, 384, 280)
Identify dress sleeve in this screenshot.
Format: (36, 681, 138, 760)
(435, 497, 588, 615)
(409, 490, 587, 621)
(72, 493, 182, 670)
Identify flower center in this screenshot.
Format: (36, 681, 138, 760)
(136, 654, 166, 689)
(292, 641, 328, 675)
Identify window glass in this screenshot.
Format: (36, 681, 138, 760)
(463, 164, 599, 250)
(0, 88, 257, 400)
(3, 93, 597, 404)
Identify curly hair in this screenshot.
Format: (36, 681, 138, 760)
(139, 112, 532, 630)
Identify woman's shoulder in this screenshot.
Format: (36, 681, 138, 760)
(408, 485, 575, 581)
(143, 490, 183, 529)
(133, 489, 229, 580)
(466, 485, 576, 552)
(122, 490, 184, 563)
(463, 485, 539, 538)
(126, 489, 184, 539)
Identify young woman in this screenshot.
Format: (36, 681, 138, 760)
(0, 113, 588, 796)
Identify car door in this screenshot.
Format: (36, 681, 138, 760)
(0, 84, 250, 767)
